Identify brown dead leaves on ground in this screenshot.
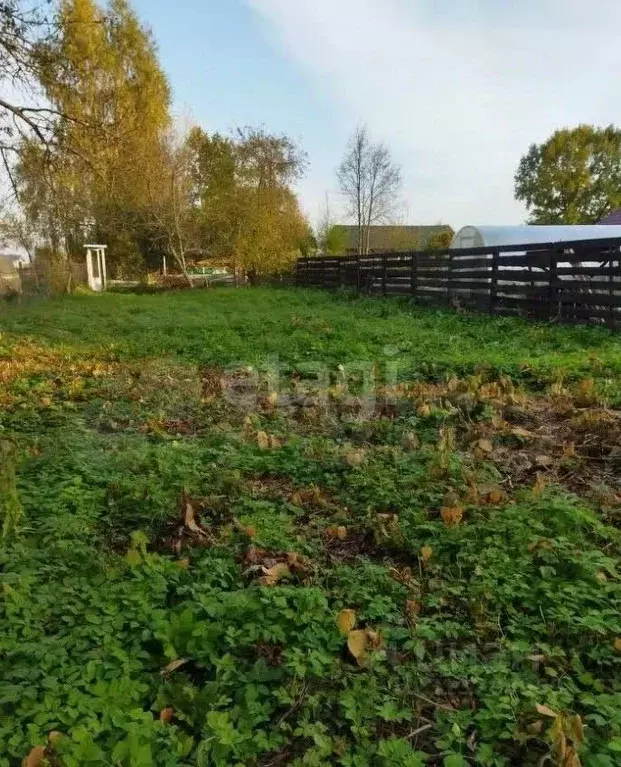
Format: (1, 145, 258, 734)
(412, 373, 621, 504)
(0, 340, 119, 406)
(488, 395, 621, 499)
(243, 547, 313, 586)
(162, 493, 255, 555)
(336, 609, 384, 667)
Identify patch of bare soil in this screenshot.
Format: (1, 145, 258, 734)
(493, 396, 621, 506)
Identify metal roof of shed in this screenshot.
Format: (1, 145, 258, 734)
(451, 225, 621, 249)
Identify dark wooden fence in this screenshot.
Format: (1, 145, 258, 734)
(296, 237, 621, 328)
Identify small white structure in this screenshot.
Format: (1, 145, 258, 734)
(451, 225, 621, 250)
(84, 244, 107, 292)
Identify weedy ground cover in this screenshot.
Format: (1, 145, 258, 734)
(1, 287, 621, 767)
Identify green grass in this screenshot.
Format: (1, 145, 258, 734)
(3, 287, 621, 382)
(1, 287, 621, 767)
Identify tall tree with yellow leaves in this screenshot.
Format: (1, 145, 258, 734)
(17, 0, 171, 273)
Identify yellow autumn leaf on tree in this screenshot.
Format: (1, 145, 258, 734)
(337, 609, 357, 634)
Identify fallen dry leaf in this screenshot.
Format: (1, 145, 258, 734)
(440, 505, 464, 527)
(256, 431, 270, 450)
(366, 629, 383, 650)
(420, 545, 433, 563)
(337, 609, 357, 634)
(244, 546, 267, 566)
(536, 703, 558, 718)
(614, 638, 621, 652)
(159, 707, 174, 723)
(347, 629, 369, 665)
(509, 426, 534, 440)
(259, 562, 291, 586)
(376, 513, 400, 538)
(265, 391, 279, 407)
(24, 746, 46, 767)
(183, 498, 208, 539)
(406, 599, 421, 618)
(557, 730, 568, 761)
(477, 438, 494, 454)
(563, 748, 581, 767)
(569, 714, 584, 744)
(286, 552, 312, 572)
(325, 525, 348, 541)
(161, 658, 189, 677)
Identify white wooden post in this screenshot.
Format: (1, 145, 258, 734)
(84, 244, 108, 291)
(86, 248, 94, 288)
(99, 247, 107, 289)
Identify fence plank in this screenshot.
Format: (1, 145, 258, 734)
(490, 251, 499, 315)
(297, 238, 621, 329)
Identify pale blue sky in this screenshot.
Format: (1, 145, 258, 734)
(130, 0, 347, 223)
(130, 0, 621, 229)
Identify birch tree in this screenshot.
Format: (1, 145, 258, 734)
(143, 127, 196, 285)
(337, 126, 402, 255)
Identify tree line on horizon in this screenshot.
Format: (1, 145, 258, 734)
(0, 0, 314, 283)
(1, 1, 621, 279)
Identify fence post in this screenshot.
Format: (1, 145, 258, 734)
(609, 254, 616, 329)
(447, 250, 454, 307)
(337, 257, 342, 288)
(382, 253, 387, 296)
(547, 247, 559, 321)
(490, 250, 499, 315)
(410, 252, 417, 298)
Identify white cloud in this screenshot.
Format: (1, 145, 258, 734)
(245, 0, 621, 230)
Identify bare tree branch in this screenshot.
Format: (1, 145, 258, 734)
(337, 126, 402, 256)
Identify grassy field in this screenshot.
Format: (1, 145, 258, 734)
(1, 287, 621, 767)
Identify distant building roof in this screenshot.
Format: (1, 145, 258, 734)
(334, 224, 453, 253)
(599, 209, 621, 225)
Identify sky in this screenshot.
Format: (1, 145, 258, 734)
(130, 0, 621, 231)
